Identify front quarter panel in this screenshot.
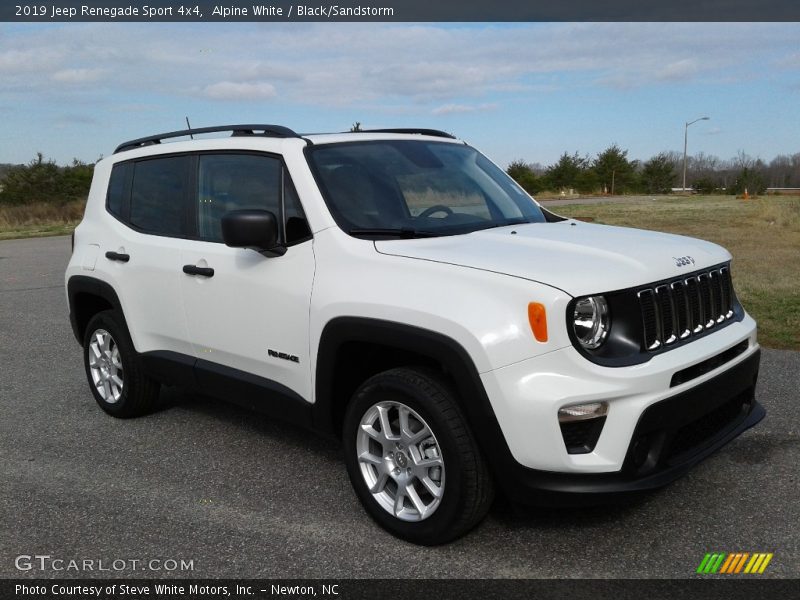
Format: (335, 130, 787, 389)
(309, 228, 572, 389)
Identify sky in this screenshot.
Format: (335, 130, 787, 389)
(0, 22, 798, 168)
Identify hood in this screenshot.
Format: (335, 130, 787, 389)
(374, 220, 731, 297)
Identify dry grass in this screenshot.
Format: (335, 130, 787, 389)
(0, 200, 85, 239)
(554, 195, 800, 350)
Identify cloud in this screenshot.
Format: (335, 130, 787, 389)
(0, 48, 63, 74)
(53, 114, 98, 128)
(777, 52, 800, 69)
(203, 81, 278, 100)
(0, 22, 798, 113)
(432, 103, 497, 115)
(656, 59, 701, 82)
(52, 68, 106, 83)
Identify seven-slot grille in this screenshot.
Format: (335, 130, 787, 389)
(638, 266, 734, 351)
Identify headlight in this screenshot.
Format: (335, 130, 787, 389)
(572, 295, 610, 349)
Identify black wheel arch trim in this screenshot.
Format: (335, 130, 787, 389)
(313, 317, 518, 486)
(67, 275, 125, 344)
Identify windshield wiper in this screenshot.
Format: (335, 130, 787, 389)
(471, 218, 533, 232)
(348, 228, 439, 239)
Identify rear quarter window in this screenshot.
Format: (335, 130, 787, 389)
(106, 162, 130, 218)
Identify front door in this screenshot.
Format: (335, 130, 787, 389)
(179, 152, 315, 402)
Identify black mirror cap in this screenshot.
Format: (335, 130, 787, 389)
(221, 209, 286, 256)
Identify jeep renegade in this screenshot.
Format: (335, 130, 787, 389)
(65, 125, 764, 544)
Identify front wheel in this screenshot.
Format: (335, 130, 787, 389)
(342, 367, 493, 545)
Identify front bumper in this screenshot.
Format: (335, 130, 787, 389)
(496, 349, 762, 504)
(473, 315, 764, 504)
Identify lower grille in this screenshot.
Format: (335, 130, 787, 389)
(664, 391, 750, 461)
(670, 340, 749, 387)
(638, 266, 735, 352)
(621, 350, 760, 475)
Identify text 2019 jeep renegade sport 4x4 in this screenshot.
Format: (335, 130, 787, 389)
(66, 124, 764, 544)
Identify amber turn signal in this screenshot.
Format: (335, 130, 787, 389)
(528, 302, 548, 342)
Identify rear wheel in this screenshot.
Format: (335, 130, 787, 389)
(343, 367, 493, 545)
(83, 310, 159, 418)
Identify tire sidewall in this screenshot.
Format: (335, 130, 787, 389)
(343, 372, 475, 545)
(83, 311, 135, 417)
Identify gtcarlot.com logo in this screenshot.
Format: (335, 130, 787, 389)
(15, 555, 195, 572)
(696, 552, 774, 575)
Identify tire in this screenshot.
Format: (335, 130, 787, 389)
(83, 310, 159, 418)
(342, 367, 494, 545)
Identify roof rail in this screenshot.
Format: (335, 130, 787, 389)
(358, 128, 457, 139)
(114, 124, 301, 154)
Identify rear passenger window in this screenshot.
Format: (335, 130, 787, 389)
(106, 162, 130, 218)
(197, 154, 310, 245)
(130, 156, 190, 236)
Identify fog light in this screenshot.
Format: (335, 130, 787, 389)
(558, 402, 608, 454)
(558, 401, 609, 423)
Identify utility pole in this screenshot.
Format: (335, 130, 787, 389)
(683, 116, 710, 192)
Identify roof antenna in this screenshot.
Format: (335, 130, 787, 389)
(185, 116, 193, 139)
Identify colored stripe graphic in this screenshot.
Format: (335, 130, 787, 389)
(697, 553, 727, 574)
(758, 554, 774, 573)
(698, 552, 773, 575)
(696, 553, 713, 574)
(719, 553, 736, 573)
(733, 553, 750, 573)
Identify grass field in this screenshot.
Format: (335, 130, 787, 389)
(554, 195, 800, 351)
(0, 200, 84, 240)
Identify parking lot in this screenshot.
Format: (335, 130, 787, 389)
(1, 235, 798, 578)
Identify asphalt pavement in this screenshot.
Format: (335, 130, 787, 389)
(1, 235, 798, 578)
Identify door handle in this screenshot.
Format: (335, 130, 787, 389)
(105, 251, 130, 263)
(183, 264, 215, 277)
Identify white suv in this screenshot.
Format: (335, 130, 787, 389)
(66, 125, 764, 544)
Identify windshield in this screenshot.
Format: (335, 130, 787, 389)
(306, 140, 546, 238)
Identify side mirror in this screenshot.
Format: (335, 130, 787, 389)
(221, 209, 286, 257)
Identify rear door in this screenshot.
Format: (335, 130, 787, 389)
(102, 155, 195, 357)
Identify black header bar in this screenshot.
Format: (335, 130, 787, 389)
(3, 0, 800, 22)
(4, 579, 800, 600)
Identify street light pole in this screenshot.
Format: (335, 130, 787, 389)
(683, 116, 710, 192)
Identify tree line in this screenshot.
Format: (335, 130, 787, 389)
(2, 146, 799, 206)
(0, 154, 94, 205)
(506, 146, 800, 195)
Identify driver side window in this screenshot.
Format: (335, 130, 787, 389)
(197, 153, 310, 245)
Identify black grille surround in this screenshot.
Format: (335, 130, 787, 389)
(566, 262, 745, 367)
